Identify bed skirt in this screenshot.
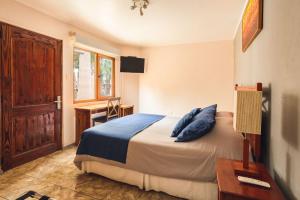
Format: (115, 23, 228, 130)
(81, 161, 217, 200)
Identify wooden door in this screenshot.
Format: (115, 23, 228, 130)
(1, 23, 62, 171)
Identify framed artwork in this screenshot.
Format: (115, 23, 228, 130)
(242, 0, 263, 52)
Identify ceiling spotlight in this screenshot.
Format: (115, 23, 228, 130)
(131, 0, 149, 16)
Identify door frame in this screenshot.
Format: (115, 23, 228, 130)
(0, 22, 3, 173)
(0, 21, 63, 171)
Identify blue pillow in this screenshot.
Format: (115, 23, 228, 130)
(194, 104, 217, 120)
(175, 104, 217, 142)
(171, 108, 201, 137)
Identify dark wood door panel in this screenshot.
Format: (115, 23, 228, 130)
(1, 22, 62, 171)
(12, 112, 56, 155)
(12, 104, 56, 114)
(4, 143, 58, 170)
(12, 34, 55, 107)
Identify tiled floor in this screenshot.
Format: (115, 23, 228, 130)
(0, 146, 181, 200)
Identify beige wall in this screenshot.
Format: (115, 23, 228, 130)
(234, 0, 300, 199)
(140, 41, 234, 116)
(0, 0, 140, 149)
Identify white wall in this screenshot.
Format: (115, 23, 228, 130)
(0, 0, 140, 148)
(139, 41, 234, 116)
(234, 0, 300, 199)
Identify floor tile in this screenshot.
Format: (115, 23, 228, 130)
(75, 175, 127, 199)
(24, 158, 62, 179)
(138, 191, 180, 200)
(0, 146, 182, 200)
(103, 183, 142, 200)
(40, 184, 97, 200)
(0, 175, 53, 200)
(0, 169, 27, 183)
(46, 147, 77, 165)
(37, 164, 97, 190)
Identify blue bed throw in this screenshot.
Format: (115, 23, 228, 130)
(76, 113, 165, 163)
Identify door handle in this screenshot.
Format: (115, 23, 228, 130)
(54, 96, 62, 110)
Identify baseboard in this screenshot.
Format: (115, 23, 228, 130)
(63, 143, 76, 150)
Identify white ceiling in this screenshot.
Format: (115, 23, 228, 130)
(15, 0, 246, 47)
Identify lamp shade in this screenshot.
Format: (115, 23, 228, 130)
(234, 90, 262, 134)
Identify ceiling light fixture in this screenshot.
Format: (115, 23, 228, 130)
(131, 0, 149, 16)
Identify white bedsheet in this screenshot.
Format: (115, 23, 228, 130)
(82, 160, 218, 200)
(75, 112, 243, 182)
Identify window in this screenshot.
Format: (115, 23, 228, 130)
(73, 48, 115, 103)
(98, 55, 115, 98)
(73, 48, 96, 101)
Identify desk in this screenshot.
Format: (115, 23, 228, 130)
(74, 104, 134, 145)
(120, 104, 134, 117)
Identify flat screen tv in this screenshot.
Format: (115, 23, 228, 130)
(120, 56, 145, 73)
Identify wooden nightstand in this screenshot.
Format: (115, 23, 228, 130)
(120, 104, 134, 117)
(216, 159, 286, 200)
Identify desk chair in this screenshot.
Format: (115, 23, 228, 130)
(92, 97, 121, 126)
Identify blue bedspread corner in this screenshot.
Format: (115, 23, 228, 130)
(76, 113, 165, 163)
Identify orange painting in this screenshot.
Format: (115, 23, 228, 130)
(242, 0, 263, 52)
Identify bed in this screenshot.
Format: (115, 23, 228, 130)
(74, 111, 245, 200)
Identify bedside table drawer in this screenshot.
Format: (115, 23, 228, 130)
(219, 192, 253, 200)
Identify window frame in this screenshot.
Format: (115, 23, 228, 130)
(73, 47, 115, 103)
(96, 54, 116, 101)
